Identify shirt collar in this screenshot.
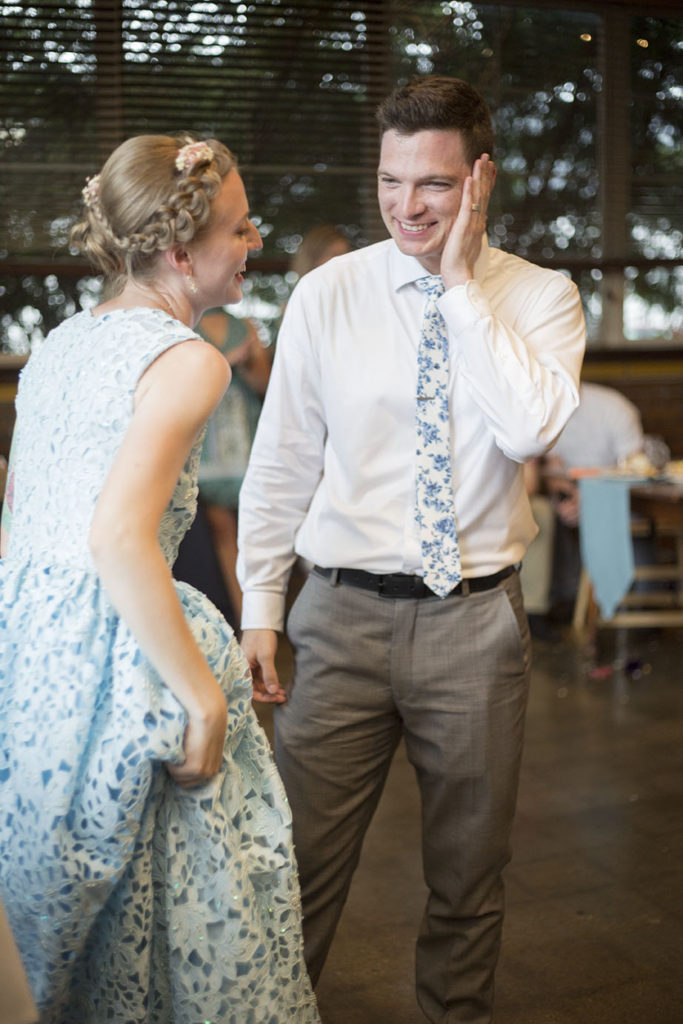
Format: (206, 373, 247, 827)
(389, 235, 491, 292)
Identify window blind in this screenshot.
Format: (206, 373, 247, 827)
(1, 0, 681, 347)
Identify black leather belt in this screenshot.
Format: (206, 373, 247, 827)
(312, 564, 516, 599)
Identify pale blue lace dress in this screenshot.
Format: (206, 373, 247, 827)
(0, 308, 319, 1024)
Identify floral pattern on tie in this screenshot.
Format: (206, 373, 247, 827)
(414, 276, 462, 598)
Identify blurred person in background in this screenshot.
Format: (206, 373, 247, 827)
(174, 308, 272, 626)
(521, 381, 649, 634)
(290, 224, 352, 279)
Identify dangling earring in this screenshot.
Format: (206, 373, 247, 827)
(187, 273, 198, 294)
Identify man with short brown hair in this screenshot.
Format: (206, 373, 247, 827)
(238, 75, 586, 1022)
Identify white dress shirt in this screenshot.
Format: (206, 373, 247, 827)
(238, 237, 585, 630)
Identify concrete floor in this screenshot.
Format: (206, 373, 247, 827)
(258, 625, 683, 1024)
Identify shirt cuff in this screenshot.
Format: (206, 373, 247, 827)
(438, 278, 492, 331)
(240, 588, 287, 633)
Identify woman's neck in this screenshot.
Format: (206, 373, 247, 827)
(93, 278, 195, 327)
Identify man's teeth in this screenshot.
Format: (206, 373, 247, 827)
(400, 223, 430, 233)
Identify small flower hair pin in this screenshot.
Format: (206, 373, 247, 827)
(175, 140, 214, 173)
(82, 174, 101, 207)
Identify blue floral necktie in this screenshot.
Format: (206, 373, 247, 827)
(414, 275, 462, 597)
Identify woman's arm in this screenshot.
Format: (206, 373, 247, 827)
(89, 338, 231, 787)
(1, 442, 16, 557)
(228, 321, 272, 396)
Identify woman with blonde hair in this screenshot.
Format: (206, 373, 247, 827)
(0, 134, 319, 1024)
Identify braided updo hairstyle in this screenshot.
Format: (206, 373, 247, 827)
(70, 134, 235, 287)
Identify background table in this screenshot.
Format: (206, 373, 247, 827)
(574, 478, 683, 631)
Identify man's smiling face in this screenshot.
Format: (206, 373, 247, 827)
(377, 128, 473, 276)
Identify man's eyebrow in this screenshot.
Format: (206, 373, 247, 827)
(417, 172, 458, 182)
(377, 168, 459, 183)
